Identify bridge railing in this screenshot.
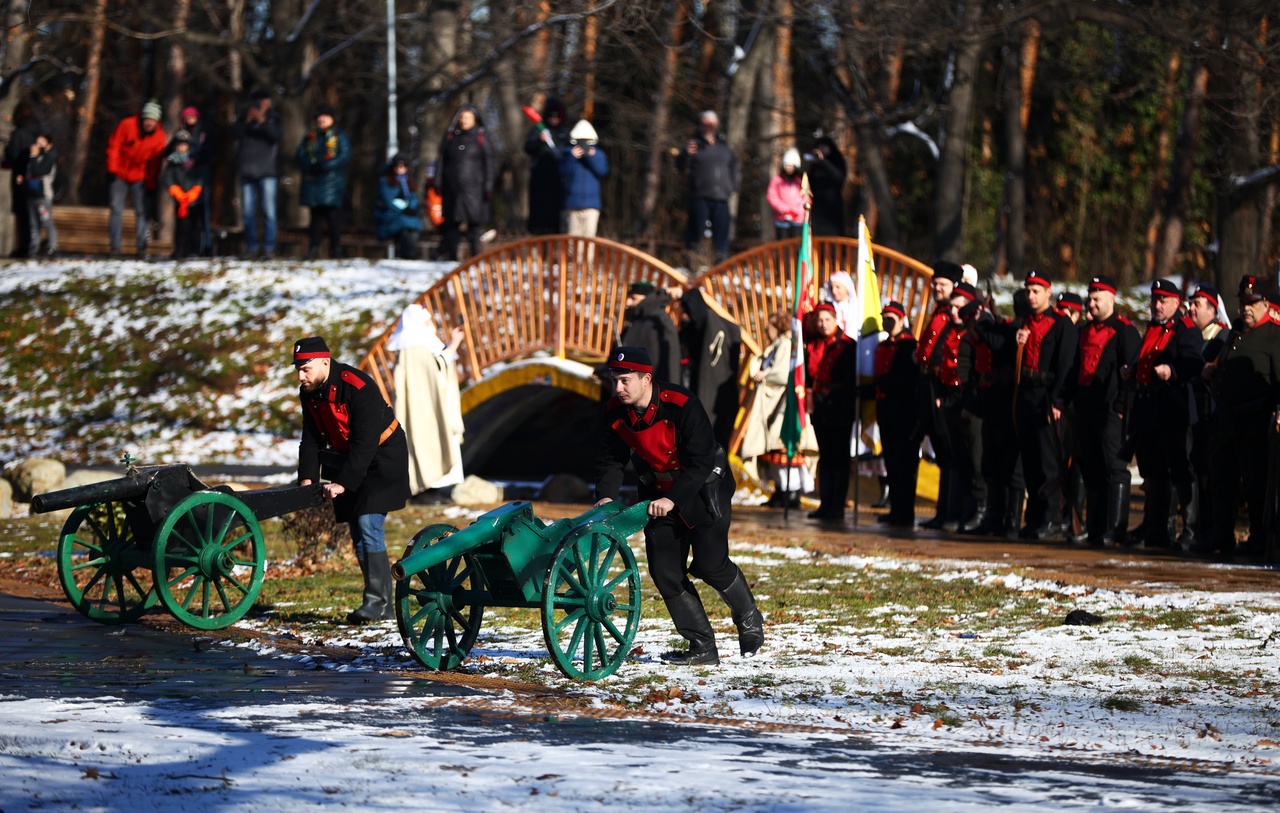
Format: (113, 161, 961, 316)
(359, 236, 689, 401)
(690, 237, 936, 348)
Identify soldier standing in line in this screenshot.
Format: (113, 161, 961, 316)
(1053, 290, 1087, 540)
(873, 301, 921, 527)
(1014, 271, 1078, 539)
(1064, 275, 1140, 545)
(805, 303, 859, 521)
(915, 261, 962, 529)
(945, 282, 991, 532)
(1186, 283, 1229, 545)
(1124, 279, 1204, 549)
(293, 337, 411, 624)
(1055, 291, 1085, 324)
(595, 346, 763, 665)
(1197, 276, 1280, 558)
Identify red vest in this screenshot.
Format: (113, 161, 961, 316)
(1077, 320, 1118, 386)
(936, 326, 964, 387)
(1021, 310, 1055, 372)
(303, 369, 370, 453)
(806, 333, 853, 394)
(915, 307, 951, 366)
(609, 389, 689, 493)
(1135, 317, 1190, 386)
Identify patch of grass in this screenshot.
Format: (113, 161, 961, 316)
(1101, 694, 1142, 713)
(1122, 653, 1157, 672)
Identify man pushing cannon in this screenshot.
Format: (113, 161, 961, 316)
(594, 346, 763, 665)
(293, 337, 410, 624)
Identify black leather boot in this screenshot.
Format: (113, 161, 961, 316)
(716, 570, 764, 656)
(959, 499, 988, 534)
(1100, 479, 1131, 547)
(921, 469, 952, 529)
(660, 590, 720, 666)
(1175, 480, 1199, 550)
(347, 551, 395, 624)
(871, 477, 890, 509)
(1003, 487, 1025, 541)
(1130, 479, 1171, 548)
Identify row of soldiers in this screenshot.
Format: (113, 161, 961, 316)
(870, 261, 1280, 559)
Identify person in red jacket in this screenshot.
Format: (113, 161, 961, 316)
(106, 99, 168, 258)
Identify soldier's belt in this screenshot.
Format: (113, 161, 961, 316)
(379, 417, 400, 445)
(1021, 371, 1055, 385)
(652, 470, 678, 483)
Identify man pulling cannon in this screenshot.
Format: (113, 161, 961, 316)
(595, 346, 763, 666)
(294, 337, 411, 624)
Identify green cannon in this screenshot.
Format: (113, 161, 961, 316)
(392, 499, 650, 681)
(33, 462, 323, 631)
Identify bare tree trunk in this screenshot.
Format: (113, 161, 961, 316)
(0, 0, 33, 255)
(638, 0, 687, 243)
(581, 0, 599, 120)
(1154, 61, 1208, 280)
(529, 1, 552, 85)
(1214, 35, 1264, 296)
(1262, 116, 1278, 267)
(1001, 21, 1034, 281)
(753, 27, 777, 240)
(157, 0, 193, 245)
(416, 0, 460, 184)
(65, 0, 109, 205)
(1140, 51, 1181, 282)
(934, 0, 985, 262)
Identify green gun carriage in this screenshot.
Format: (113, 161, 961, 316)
(391, 499, 650, 680)
(33, 463, 323, 630)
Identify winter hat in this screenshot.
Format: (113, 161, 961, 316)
(1056, 291, 1084, 312)
(292, 337, 330, 365)
(627, 281, 656, 297)
(781, 148, 801, 169)
(1088, 275, 1118, 294)
(1150, 278, 1181, 299)
(952, 283, 979, 302)
(314, 103, 337, 119)
(961, 264, 979, 287)
(932, 261, 963, 283)
(181, 106, 199, 120)
(1024, 270, 1052, 289)
(141, 100, 162, 122)
(569, 120, 598, 143)
(389, 152, 410, 167)
(882, 301, 906, 320)
(607, 346, 653, 375)
(173, 130, 193, 144)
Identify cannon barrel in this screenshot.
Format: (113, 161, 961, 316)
(31, 473, 154, 514)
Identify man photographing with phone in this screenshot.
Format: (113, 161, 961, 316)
(234, 89, 282, 259)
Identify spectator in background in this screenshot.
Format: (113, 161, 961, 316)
(374, 153, 423, 260)
(24, 133, 57, 258)
(434, 104, 492, 262)
(766, 149, 806, 240)
(179, 106, 212, 254)
(675, 110, 739, 265)
(295, 104, 351, 260)
(160, 130, 204, 259)
(560, 119, 608, 238)
(233, 89, 282, 260)
(523, 97, 569, 235)
(4, 103, 41, 258)
(806, 136, 846, 237)
(106, 99, 168, 259)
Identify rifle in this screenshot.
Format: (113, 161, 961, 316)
(1049, 410, 1083, 539)
(1012, 323, 1025, 433)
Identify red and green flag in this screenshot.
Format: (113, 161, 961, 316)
(780, 209, 815, 458)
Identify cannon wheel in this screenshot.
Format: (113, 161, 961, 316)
(395, 524, 486, 671)
(541, 527, 642, 680)
(151, 491, 266, 630)
(57, 501, 158, 624)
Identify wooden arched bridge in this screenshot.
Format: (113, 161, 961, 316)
(358, 234, 936, 404)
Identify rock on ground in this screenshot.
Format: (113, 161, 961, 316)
(451, 475, 505, 506)
(6, 458, 66, 502)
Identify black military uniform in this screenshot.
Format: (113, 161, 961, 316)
(1064, 275, 1139, 545)
(806, 303, 859, 520)
(873, 301, 920, 526)
(915, 261, 963, 528)
(1188, 284, 1229, 544)
(1015, 272, 1078, 538)
(1201, 276, 1280, 557)
(616, 281, 682, 384)
(596, 346, 762, 665)
(295, 337, 410, 624)
(1129, 279, 1204, 548)
(1055, 291, 1086, 538)
(946, 283, 989, 532)
(674, 287, 741, 449)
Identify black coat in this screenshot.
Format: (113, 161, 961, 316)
(1209, 320, 1280, 438)
(5, 117, 40, 213)
(677, 288, 741, 449)
(675, 135, 739, 201)
(298, 362, 410, 522)
(437, 106, 493, 224)
(807, 137, 847, 237)
(618, 290, 682, 385)
(233, 104, 283, 179)
(1065, 313, 1140, 416)
(1131, 316, 1204, 430)
(523, 120, 569, 234)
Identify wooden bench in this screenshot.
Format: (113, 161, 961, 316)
(52, 205, 172, 257)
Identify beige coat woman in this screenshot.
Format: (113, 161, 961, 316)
(739, 330, 817, 496)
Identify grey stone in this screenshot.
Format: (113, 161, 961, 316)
(0, 478, 10, 519)
(7, 458, 66, 502)
(451, 475, 505, 506)
(539, 473, 592, 504)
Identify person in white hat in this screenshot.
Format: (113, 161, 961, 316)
(766, 148, 806, 240)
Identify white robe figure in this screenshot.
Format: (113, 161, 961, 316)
(388, 304, 466, 494)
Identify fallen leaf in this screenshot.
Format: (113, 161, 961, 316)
(82, 768, 100, 780)
(932, 719, 944, 730)
(375, 730, 414, 738)
(910, 702, 924, 715)
(890, 719, 904, 729)
(1256, 739, 1280, 747)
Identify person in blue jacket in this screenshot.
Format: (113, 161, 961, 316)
(374, 153, 423, 259)
(295, 104, 351, 259)
(560, 119, 608, 237)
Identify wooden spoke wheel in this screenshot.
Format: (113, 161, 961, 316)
(151, 491, 266, 630)
(57, 501, 157, 624)
(541, 528, 642, 680)
(395, 524, 486, 671)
